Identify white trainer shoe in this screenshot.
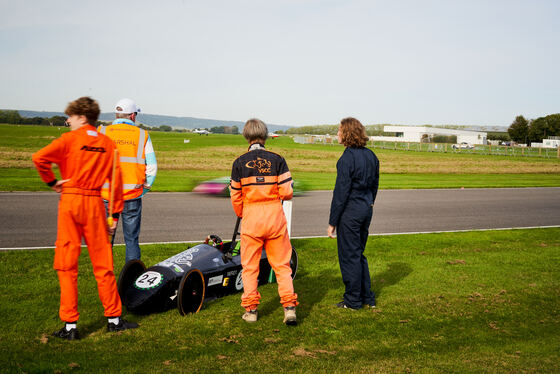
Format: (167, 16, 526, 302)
(283, 306, 297, 326)
(242, 309, 258, 323)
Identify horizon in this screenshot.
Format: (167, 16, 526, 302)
(6, 108, 514, 130)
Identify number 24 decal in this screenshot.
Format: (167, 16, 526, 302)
(135, 271, 163, 289)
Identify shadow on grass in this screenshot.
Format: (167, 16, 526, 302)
(78, 316, 111, 337)
(372, 262, 413, 299)
(77, 313, 148, 338)
(90, 263, 411, 333)
(256, 263, 411, 322)
(258, 268, 336, 324)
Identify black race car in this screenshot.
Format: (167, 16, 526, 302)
(117, 218, 298, 315)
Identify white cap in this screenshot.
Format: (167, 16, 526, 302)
(115, 98, 141, 114)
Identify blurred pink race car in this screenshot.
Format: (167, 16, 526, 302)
(193, 177, 231, 196)
(193, 176, 306, 197)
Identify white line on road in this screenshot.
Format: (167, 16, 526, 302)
(2, 225, 559, 251)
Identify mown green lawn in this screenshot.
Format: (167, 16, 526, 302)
(1, 228, 558, 373)
(0, 125, 560, 191)
(2, 124, 560, 191)
(3, 167, 560, 192)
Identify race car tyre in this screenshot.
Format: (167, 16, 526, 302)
(117, 259, 147, 302)
(177, 269, 206, 315)
(290, 247, 299, 279)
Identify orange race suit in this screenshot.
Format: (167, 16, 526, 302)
(32, 125, 124, 322)
(230, 143, 298, 310)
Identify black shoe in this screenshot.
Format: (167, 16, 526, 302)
(335, 301, 358, 310)
(52, 326, 80, 340)
(107, 318, 139, 332)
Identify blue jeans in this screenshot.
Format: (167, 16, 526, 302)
(106, 198, 142, 262)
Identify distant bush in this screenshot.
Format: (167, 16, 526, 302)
(528, 114, 560, 143)
(286, 123, 385, 136)
(0, 110, 66, 126)
(432, 135, 457, 143)
(210, 125, 239, 134)
(487, 132, 510, 141)
(365, 125, 385, 136)
(287, 125, 338, 135)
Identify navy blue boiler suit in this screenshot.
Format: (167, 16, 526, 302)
(329, 147, 379, 309)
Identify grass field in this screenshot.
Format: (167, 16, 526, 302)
(1, 228, 558, 373)
(1, 124, 560, 191)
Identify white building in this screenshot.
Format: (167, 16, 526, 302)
(371, 125, 487, 145)
(543, 137, 560, 148)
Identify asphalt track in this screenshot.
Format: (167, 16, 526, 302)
(1, 188, 559, 250)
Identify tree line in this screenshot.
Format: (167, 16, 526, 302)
(138, 125, 239, 134)
(286, 124, 385, 136)
(4, 108, 558, 143)
(210, 125, 239, 134)
(0, 110, 239, 134)
(137, 124, 189, 132)
(0, 110, 68, 126)
(508, 114, 560, 144)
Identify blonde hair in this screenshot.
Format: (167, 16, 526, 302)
(243, 118, 268, 143)
(339, 117, 369, 147)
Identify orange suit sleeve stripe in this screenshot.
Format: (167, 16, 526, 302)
(240, 175, 279, 185)
(278, 171, 292, 184)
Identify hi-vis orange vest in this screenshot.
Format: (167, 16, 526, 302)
(99, 122, 148, 201)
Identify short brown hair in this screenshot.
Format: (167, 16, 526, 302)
(243, 118, 268, 143)
(339, 117, 369, 147)
(64, 96, 100, 125)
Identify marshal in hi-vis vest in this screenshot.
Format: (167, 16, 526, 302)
(99, 123, 148, 200)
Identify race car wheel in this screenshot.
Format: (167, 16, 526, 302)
(177, 269, 205, 315)
(290, 247, 299, 279)
(117, 259, 147, 301)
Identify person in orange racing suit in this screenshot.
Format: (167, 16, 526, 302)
(32, 97, 138, 341)
(229, 118, 298, 325)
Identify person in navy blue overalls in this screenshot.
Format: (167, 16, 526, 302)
(327, 117, 379, 310)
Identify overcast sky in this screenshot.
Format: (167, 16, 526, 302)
(1, 0, 558, 126)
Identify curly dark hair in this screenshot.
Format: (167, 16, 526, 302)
(339, 117, 369, 147)
(64, 96, 100, 125)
